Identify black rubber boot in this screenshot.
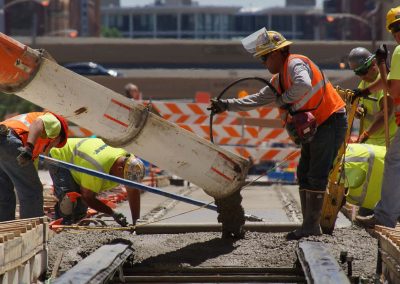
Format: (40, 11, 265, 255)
(286, 190, 324, 240)
(286, 189, 306, 240)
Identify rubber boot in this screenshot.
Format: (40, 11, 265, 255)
(286, 189, 324, 240)
(301, 190, 324, 236)
(286, 189, 306, 240)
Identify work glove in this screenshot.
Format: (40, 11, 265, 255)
(355, 106, 366, 119)
(112, 212, 128, 227)
(207, 99, 228, 114)
(16, 143, 34, 167)
(375, 44, 388, 64)
(351, 88, 371, 103)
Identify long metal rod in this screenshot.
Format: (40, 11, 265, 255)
(120, 275, 305, 283)
(40, 155, 217, 210)
(39, 155, 262, 221)
(134, 222, 301, 234)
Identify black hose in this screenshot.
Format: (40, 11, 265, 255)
(209, 77, 278, 143)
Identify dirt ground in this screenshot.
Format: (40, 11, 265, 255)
(48, 225, 378, 282)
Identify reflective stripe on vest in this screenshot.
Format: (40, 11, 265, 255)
(71, 139, 105, 173)
(273, 54, 345, 125)
(7, 113, 30, 127)
(290, 74, 329, 112)
(344, 144, 375, 205)
(71, 139, 108, 189)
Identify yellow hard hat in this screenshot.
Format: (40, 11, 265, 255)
(241, 28, 292, 58)
(386, 6, 400, 31)
(124, 156, 145, 182)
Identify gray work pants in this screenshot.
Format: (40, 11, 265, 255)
(375, 128, 400, 227)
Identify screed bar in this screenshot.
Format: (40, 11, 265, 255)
(134, 222, 301, 234)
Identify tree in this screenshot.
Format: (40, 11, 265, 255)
(101, 27, 122, 38)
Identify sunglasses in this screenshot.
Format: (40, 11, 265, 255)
(260, 52, 274, 63)
(391, 22, 400, 34)
(353, 57, 374, 76)
(354, 66, 370, 76)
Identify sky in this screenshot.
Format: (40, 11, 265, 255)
(120, 0, 324, 9)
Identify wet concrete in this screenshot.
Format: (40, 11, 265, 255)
(46, 181, 377, 282)
(48, 227, 377, 282)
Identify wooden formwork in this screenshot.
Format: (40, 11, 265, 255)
(0, 217, 49, 284)
(375, 225, 400, 283)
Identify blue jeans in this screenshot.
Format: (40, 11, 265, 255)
(0, 131, 44, 221)
(48, 163, 88, 223)
(297, 112, 347, 190)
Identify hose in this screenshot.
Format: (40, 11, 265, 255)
(209, 77, 278, 143)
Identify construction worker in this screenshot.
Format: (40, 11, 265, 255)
(48, 138, 145, 226)
(356, 6, 400, 228)
(0, 112, 68, 221)
(348, 47, 397, 146)
(124, 83, 142, 100)
(208, 28, 346, 240)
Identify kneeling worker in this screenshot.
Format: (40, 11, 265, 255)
(48, 138, 145, 226)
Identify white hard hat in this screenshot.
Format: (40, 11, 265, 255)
(124, 156, 145, 182)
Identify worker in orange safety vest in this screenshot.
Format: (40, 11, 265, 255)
(0, 112, 68, 221)
(209, 28, 347, 240)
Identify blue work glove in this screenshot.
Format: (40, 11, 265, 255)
(375, 44, 388, 64)
(207, 99, 228, 114)
(16, 143, 34, 167)
(112, 212, 128, 227)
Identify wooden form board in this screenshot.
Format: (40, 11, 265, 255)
(0, 217, 49, 281)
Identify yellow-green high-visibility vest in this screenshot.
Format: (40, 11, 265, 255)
(359, 79, 397, 146)
(344, 143, 385, 209)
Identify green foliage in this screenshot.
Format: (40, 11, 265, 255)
(0, 93, 42, 120)
(101, 27, 122, 38)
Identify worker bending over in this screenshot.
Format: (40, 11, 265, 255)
(0, 112, 68, 221)
(348, 47, 397, 145)
(48, 138, 145, 226)
(209, 28, 346, 240)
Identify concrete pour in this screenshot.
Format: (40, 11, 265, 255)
(46, 182, 378, 282)
(48, 227, 377, 282)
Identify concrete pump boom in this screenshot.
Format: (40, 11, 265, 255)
(0, 33, 250, 199)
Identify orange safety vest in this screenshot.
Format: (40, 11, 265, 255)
(272, 54, 345, 125)
(1, 112, 59, 159)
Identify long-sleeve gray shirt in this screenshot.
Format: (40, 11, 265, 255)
(226, 57, 313, 112)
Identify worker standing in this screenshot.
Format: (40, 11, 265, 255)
(0, 112, 68, 221)
(48, 138, 145, 226)
(209, 28, 347, 240)
(356, 6, 400, 228)
(348, 47, 397, 146)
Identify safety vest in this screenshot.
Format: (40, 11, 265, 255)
(344, 143, 385, 209)
(1, 112, 58, 159)
(359, 80, 397, 146)
(50, 138, 129, 193)
(271, 54, 345, 125)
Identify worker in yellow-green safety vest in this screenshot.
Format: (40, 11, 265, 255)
(348, 47, 397, 145)
(344, 143, 385, 214)
(48, 138, 145, 226)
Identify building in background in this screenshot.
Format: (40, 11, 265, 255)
(1, 0, 400, 41)
(99, 0, 392, 41)
(2, 0, 100, 37)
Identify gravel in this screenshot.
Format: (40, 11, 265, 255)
(48, 224, 378, 282)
